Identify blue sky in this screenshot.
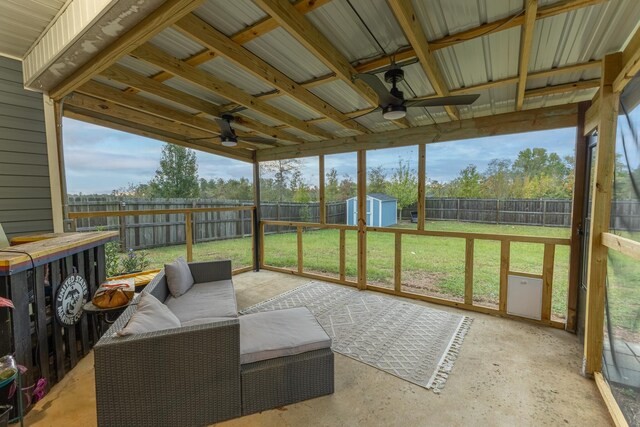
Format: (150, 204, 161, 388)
(62, 117, 577, 194)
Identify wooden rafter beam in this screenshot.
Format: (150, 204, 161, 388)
(344, 0, 607, 77)
(253, 0, 377, 106)
(516, 0, 539, 111)
(253, 0, 410, 128)
(306, 65, 600, 125)
(432, 0, 605, 51)
(388, 0, 459, 121)
(129, 43, 334, 140)
(66, 92, 256, 150)
(524, 79, 600, 98)
(256, 103, 579, 161)
(49, 0, 206, 100)
(98, 65, 306, 144)
(173, 13, 370, 134)
(75, 81, 282, 148)
(120, 0, 331, 95)
(63, 107, 254, 163)
(614, 22, 640, 92)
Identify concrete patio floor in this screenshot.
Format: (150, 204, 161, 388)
(25, 270, 611, 426)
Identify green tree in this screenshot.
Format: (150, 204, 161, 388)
(483, 159, 513, 199)
(368, 165, 387, 193)
(386, 160, 418, 220)
(450, 165, 484, 198)
(260, 159, 301, 202)
(148, 144, 200, 198)
(325, 168, 340, 202)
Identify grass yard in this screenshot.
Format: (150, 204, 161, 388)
(133, 220, 578, 321)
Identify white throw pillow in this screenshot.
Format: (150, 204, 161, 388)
(164, 257, 195, 298)
(118, 292, 181, 336)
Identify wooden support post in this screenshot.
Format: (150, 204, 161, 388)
(297, 226, 303, 273)
(583, 53, 622, 375)
(357, 150, 367, 290)
(319, 155, 326, 224)
(253, 162, 261, 271)
(185, 212, 193, 262)
(394, 233, 402, 293)
(465, 238, 474, 305)
(542, 243, 555, 321)
(339, 229, 346, 281)
(417, 143, 426, 230)
(567, 101, 590, 332)
(499, 240, 510, 312)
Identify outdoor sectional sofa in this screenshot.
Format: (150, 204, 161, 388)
(93, 260, 334, 427)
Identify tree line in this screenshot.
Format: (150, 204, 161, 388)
(105, 144, 637, 208)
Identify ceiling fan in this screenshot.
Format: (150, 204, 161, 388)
(192, 114, 280, 147)
(352, 62, 480, 121)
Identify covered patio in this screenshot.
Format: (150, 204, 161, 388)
(0, 0, 639, 425)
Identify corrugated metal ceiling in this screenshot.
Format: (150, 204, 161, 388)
(74, 0, 640, 142)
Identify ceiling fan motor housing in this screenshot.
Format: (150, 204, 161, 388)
(384, 67, 404, 84)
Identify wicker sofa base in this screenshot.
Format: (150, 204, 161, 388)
(241, 348, 334, 415)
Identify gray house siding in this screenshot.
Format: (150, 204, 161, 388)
(0, 56, 53, 238)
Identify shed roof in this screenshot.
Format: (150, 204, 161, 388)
(348, 193, 398, 202)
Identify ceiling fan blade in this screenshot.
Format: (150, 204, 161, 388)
(354, 73, 403, 106)
(343, 107, 381, 122)
(405, 94, 481, 108)
(214, 117, 235, 139)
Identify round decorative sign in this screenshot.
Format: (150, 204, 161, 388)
(55, 273, 88, 327)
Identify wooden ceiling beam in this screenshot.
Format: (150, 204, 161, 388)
(174, 14, 370, 134)
(130, 43, 334, 140)
(99, 65, 306, 144)
(256, 103, 579, 161)
(345, 0, 607, 77)
(524, 79, 600, 98)
(63, 108, 254, 163)
(253, 0, 411, 128)
(388, 0, 459, 121)
(76, 81, 279, 148)
(49, 0, 206, 100)
(231, 0, 332, 45)
(65, 93, 256, 150)
(516, 0, 539, 111)
(613, 22, 640, 92)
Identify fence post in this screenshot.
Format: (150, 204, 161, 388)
(496, 199, 500, 225)
(119, 201, 126, 251)
(456, 198, 460, 221)
(542, 199, 547, 226)
(192, 200, 197, 244)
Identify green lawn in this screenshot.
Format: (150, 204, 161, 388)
(123, 221, 639, 333)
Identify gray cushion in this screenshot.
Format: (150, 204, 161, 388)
(239, 307, 331, 364)
(165, 280, 238, 324)
(117, 292, 181, 336)
(164, 257, 194, 298)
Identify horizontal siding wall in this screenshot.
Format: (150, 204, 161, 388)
(0, 57, 53, 238)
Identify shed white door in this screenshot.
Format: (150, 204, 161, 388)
(353, 197, 373, 225)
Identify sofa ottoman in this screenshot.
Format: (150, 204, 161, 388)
(239, 307, 334, 415)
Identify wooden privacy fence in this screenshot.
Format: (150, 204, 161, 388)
(68, 206, 256, 269)
(401, 198, 640, 230)
(259, 220, 571, 328)
(68, 197, 346, 250)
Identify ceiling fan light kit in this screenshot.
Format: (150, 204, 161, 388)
(382, 104, 407, 120)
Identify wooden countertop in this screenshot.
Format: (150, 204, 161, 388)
(0, 231, 118, 276)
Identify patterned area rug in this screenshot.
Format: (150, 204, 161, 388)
(241, 282, 472, 392)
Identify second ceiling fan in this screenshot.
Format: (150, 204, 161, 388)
(352, 62, 480, 121)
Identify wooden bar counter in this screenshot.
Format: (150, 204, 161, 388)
(0, 231, 118, 400)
